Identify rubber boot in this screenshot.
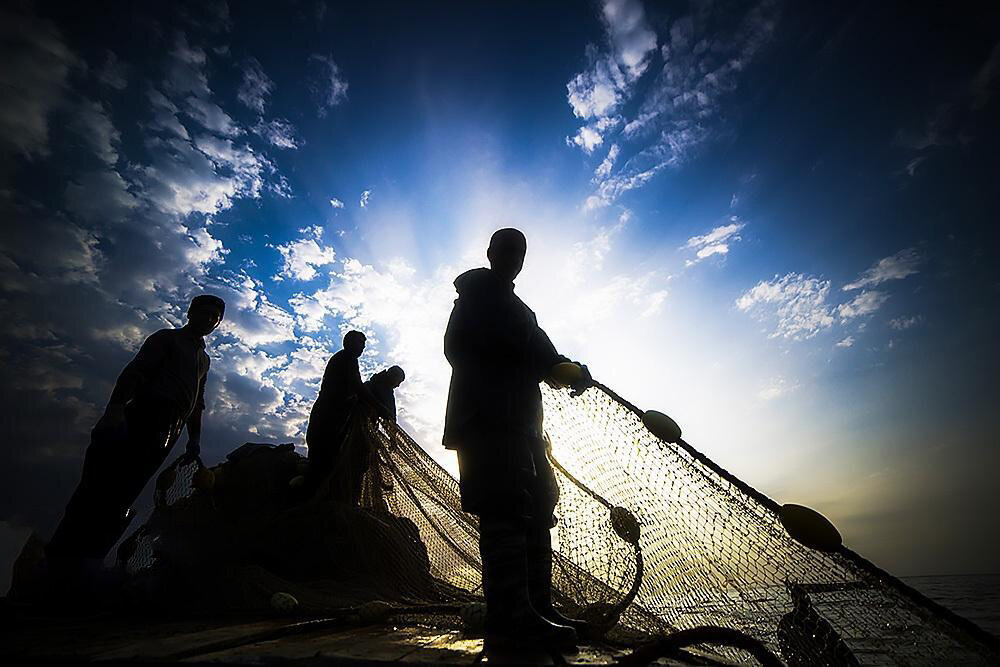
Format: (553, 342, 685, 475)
(480, 516, 577, 652)
(526, 520, 589, 635)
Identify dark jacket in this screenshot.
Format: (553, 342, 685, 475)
(307, 349, 363, 447)
(442, 268, 566, 450)
(364, 371, 397, 421)
(125, 328, 210, 421)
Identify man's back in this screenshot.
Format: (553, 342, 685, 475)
(443, 267, 561, 450)
(315, 349, 362, 407)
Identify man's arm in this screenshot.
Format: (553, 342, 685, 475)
(532, 324, 593, 396)
(357, 376, 392, 420)
(97, 331, 169, 430)
(182, 373, 208, 459)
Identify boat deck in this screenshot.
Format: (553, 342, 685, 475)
(2, 611, 710, 665)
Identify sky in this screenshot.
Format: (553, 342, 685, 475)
(1, 0, 998, 589)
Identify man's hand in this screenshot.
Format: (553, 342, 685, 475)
(569, 363, 594, 397)
(94, 403, 126, 433)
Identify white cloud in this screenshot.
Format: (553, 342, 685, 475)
(96, 50, 128, 89)
(579, 1, 779, 208)
(252, 118, 300, 149)
(837, 291, 889, 320)
(564, 0, 658, 156)
(1, 203, 101, 287)
(64, 170, 137, 222)
(329, 198, 344, 209)
(567, 0, 656, 120)
(565, 216, 628, 284)
(738, 269, 894, 340)
(360, 189, 371, 208)
(757, 376, 800, 401)
(74, 99, 120, 165)
(186, 96, 241, 136)
(736, 273, 835, 340)
(147, 88, 190, 140)
(685, 220, 745, 249)
(836, 336, 855, 348)
(273, 226, 337, 282)
(890, 315, 922, 330)
(586, 162, 665, 210)
(165, 33, 210, 97)
(569, 124, 604, 153)
(905, 156, 927, 177)
(137, 127, 274, 217)
(601, 0, 658, 77)
(567, 45, 630, 121)
(684, 219, 745, 266)
(214, 273, 298, 347)
(0, 5, 79, 159)
(237, 58, 274, 113)
(182, 225, 228, 268)
(594, 143, 620, 180)
(308, 53, 349, 117)
(843, 248, 922, 290)
(691, 244, 729, 263)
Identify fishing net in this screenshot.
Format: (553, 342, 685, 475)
(121, 382, 1000, 666)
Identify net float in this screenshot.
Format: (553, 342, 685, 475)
(192, 467, 215, 491)
(550, 361, 583, 387)
(611, 506, 640, 544)
(642, 410, 682, 443)
(779, 503, 842, 552)
(269, 591, 299, 614)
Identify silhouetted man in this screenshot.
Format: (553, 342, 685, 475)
(364, 365, 405, 422)
(327, 365, 407, 506)
(47, 295, 225, 581)
(305, 330, 390, 497)
(443, 228, 591, 652)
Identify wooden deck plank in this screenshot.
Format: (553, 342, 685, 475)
(94, 619, 290, 661)
(398, 630, 483, 664)
(187, 624, 435, 663)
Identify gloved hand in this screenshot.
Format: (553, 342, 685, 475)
(569, 363, 593, 397)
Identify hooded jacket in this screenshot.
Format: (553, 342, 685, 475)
(442, 268, 566, 450)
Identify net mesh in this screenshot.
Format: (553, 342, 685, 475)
(124, 382, 1000, 666)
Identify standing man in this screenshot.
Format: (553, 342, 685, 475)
(305, 330, 390, 497)
(443, 228, 591, 652)
(47, 294, 225, 581)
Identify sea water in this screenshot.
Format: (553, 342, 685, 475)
(902, 573, 1000, 637)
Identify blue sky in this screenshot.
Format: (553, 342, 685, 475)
(1, 0, 998, 584)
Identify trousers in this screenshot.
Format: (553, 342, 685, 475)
(460, 437, 561, 627)
(47, 398, 184, 569)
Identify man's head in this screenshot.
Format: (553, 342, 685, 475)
(343, 330, 367, 357)
(387, 365, 405, 388)
(187, 295, 225, 336)
(487, 228, 527, 282)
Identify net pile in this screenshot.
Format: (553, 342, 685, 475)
(122, 382, 1000, 666)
